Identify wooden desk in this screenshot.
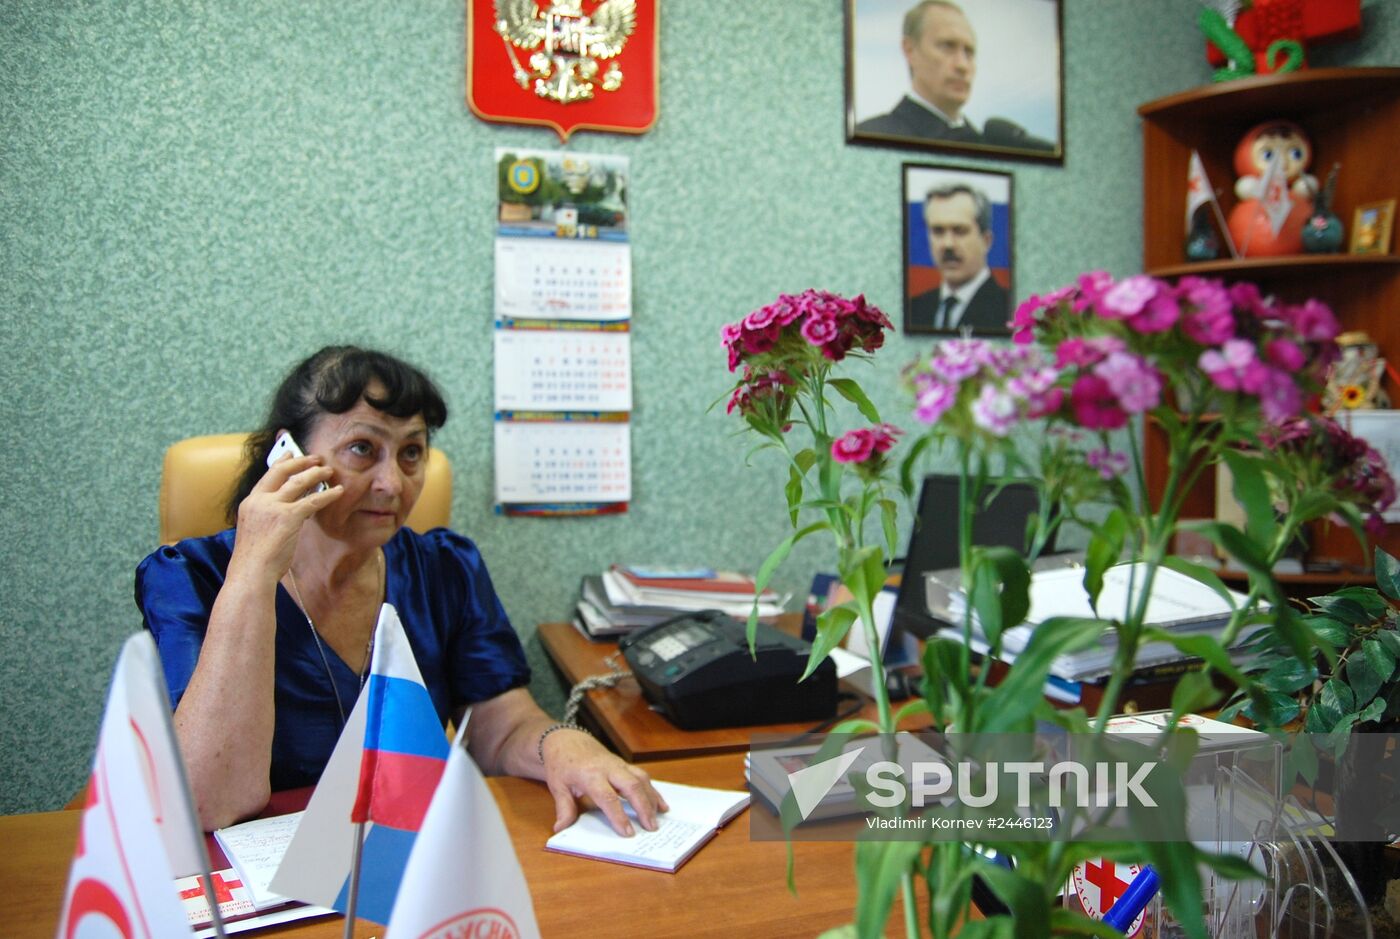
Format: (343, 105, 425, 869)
(538, 620, 889, 762)
(1, 753, 905, 938)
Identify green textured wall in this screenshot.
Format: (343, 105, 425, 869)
(2, 1, 1396, 815)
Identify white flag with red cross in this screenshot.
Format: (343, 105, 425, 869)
(55, 632, 215, 939)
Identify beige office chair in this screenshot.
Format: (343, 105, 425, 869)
(158, 433, 453, 544)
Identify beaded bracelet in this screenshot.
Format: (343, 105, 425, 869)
(536, 721, 588, 763)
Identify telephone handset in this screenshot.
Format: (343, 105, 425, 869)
(619, 609, 837, 731)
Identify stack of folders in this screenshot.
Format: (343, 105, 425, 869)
(573, 565, 789, 639)
(926, 563, 1268, 712)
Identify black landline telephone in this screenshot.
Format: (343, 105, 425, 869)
(619, 609, 838, 731)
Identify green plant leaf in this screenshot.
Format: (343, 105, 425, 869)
(1376, 549, 1400, 601)
(1346, 646, 1386, 710)
(975, 861, 1055, 939)
(1172, 669, 1222, 714)
(747, 522, 826, 645)
(785, 464, 805, 527)
(1257, 655, 1317, 694)
(1314, 678, 1356, 727)
(898, 433, 933, 499)
(1083, 509, 1128, 609)
(1139, 839, 1209, 939)
(1313, 586, 1390, 620)
(983, 616, 1108, 732)
(1364, 635, 1398, 680)
(1376, 629, 1400, 660)
(1356, 696, 1387, 725)
(1141, 629, 1249, 687)
(1306, 615, 1351, 651)
(1047, 908, 1129, 937)
(804, 605, 858, 681)
(1159, 554, 1237, 609)
(880, 498, 899, 560)
(853, 840, 922, 939)
(1286, 733, 1320, 786)
(1310, 595, 1376, 627)
(1221, 449, 1278, 548)
(1242, 690, 1299, 727)
(828, 378, 882, 424)
(968, 546, 1031, 650)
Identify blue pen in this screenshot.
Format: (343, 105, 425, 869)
(1102, 865, 1160, 931)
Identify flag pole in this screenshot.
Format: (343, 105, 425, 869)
(148, 650, 229, 938)
(343, 820, 367, 939)
(1209, 190, 1239, 259)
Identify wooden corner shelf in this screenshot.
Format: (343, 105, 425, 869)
(1139, 68, 1400, 570)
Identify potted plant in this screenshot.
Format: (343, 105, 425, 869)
(722, 272, 1393, 938)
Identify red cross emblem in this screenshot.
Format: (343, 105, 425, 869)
(179, 870, 244, 905)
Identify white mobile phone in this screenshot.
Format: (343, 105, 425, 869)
(266, 432, 329, 493)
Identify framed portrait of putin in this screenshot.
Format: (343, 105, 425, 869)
(902, 163, 1013, 336)
(845, 0, 1064, 163)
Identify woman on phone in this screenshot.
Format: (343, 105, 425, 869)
(136, 345, 664, 834)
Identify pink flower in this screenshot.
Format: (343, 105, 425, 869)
(914, 379, 957, 424)
(831, 429, 876, 463)
(1070, 374, 1128, 430)
(1055, 335, 1126, 368)
(742, 322, 780, 355)
(1072, 271, 1114, 312)
(1128, 292, 1181, 333)
(1257, 367, 1303, 424)
(930, 339, 993, 382)
(1265, 338, 1306, 371)
(1182, 305, 1235, 345)
(743, 305, 779, 331)
(1099, 275, 1159, 318)
(971, 385, 1018, 437)
(1093, 352, 1162, 413)
(871, 423, 903, 453)
(1086, 447, 1131, 479)
(800, 315, 839, 347)
(1291, 299, 1340, 342)
(1199, 339, 1259, 392)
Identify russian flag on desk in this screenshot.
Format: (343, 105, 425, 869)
(271, 603, 448, 925)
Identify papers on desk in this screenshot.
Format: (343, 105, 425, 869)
(932, 563, 1266, 682)
(545, 780, 749, 873)
(179, 812, 333, 935)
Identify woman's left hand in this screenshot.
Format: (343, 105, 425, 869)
(538, 727, 669, 836)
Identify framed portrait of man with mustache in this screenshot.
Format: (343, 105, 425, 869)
(902, 162, 1013, 336)
(845, 0, 1063, 163)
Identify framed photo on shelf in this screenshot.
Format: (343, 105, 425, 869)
(1350, 199, 1396, 255)
(845, 0, 1063, 162)
(901, 162, 1013, 336)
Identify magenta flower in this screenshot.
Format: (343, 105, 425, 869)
(742, 322, 780, 355)
(1086, 447, 1131, 479)
(800, 315, 839, 347)
(1070, 374, 1128, 430)
(831, 429, 876, 463)
(1199, 339, 1259, 392)
(1291, 299, 1340, 342)
(914, 379, 957, 424)
(1265, 338, 1306, 371)
(930, 339, 993, 382)
(1257, 367, 1303, 424)
(1072, 270, 1114, 312)
(743, 305, 779, 331)
(1099, 275, 1159, 319)
(1128, 292, 1181, 334)
(971, 385, 1018, 437)
(1094, 352, 1162, 413)
(1055, 335, 1126, 368)
(871, 423, 903, 453)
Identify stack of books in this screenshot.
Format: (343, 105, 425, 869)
(925, 563, 1266, 711)
(573, 565, 789, 639)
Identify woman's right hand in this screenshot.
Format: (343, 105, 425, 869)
(229, 455, 342, 583)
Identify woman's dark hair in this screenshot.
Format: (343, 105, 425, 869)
(226, 346, 449, 523)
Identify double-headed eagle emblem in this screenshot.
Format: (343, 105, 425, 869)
(494, 0, 637, 105)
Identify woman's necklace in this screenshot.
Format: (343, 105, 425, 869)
(287, 550, 384, 726)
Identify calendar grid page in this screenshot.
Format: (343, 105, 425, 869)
(494, 237, 631, 322)
(494, 330, 631, 412)
(494, 420, 631, 504)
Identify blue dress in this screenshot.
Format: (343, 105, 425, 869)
(134, 527, 531, 791)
